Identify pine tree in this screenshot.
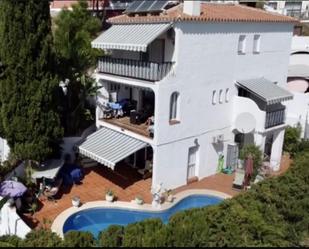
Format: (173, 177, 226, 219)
(0, 0, 63, 162)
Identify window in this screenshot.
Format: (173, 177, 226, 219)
(219, 89, 223, 103)
(238, 35, 246, 54)
(187, 146, 198, 180)
(212, 90, 217, 105)
(170, 92, 179, 122)
(225, 88, 230, 102)
(253, 34, 261, 53)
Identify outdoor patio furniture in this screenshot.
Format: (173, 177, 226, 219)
(43, 177, 63, 202)
(232, 168, 245, 190)
(138, 161, 153, 179)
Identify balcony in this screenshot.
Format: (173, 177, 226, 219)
(98, 57, 174, 82)
(265, 109, 286, 129)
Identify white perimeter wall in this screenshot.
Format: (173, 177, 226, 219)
(152, 21, 294, 190)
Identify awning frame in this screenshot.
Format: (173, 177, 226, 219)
(236, 78, 294, 105)
(78, 127, 149, 169)
(91, 22, 173, 52)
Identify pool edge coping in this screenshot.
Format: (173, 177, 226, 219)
(51, 189, 231, 238)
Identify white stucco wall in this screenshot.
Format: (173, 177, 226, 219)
(0, 199, 31, 239)
(152, 21, 294, 189)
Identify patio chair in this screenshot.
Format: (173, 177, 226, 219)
(43, 178, 63, 202)
(232, 168, 245, 190)
(138, 161, 153, 179)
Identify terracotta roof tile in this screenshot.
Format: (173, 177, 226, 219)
(109, 3, 298, 24)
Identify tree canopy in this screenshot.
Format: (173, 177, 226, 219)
(53, 0, 102, 135)
(0, 0, 63, 162)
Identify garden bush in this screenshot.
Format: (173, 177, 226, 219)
(21, 230, 63, 247)
(98, 225, 124, 247)
(283, 125, 301, 157)
(63, 231, 95, 247)
(0, 235, 22, 247)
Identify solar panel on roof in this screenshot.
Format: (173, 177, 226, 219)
(148, 0, 169, 12)
(135, 0, 156, 13)
(124, 0, 144, 13)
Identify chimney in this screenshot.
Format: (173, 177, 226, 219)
(183, 1, 201, 16)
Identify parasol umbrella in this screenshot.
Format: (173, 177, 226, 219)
(244, 155, 254, 187)
(0, 180, 27, 198)
(245, 156, 254, 176)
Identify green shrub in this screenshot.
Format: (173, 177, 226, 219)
(98, 225, 124, 247)
(283, 125, 301, 156)
(122, 219, 166, 247)
(21, 229, 63, 247)
(0, 235, 22, 247)
(0, 241, 14, 247)
(63, 231, 95, 247)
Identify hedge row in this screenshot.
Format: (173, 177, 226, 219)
(1, 152, 309, 247)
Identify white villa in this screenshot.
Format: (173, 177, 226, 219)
(78, 1, 296, 191)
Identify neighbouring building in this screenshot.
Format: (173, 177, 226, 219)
(285, 36, 309, 139)
(78, 1, 296, 191)
(50, 0, 133, 19)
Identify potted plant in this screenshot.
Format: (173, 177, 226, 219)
(72, 196, 81, 207)
(165, 189, 174, 203)
(105, 189, 114, 202)
(135, 195, 144, 205)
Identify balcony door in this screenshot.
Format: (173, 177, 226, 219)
(187, 146, 198, 181)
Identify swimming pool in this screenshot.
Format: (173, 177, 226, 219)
(63, 195, 223, 237)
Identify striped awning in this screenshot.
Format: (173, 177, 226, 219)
(91, 23, 172, 52)
(237, 78, 293, 105)
(78, 127, 148, 169)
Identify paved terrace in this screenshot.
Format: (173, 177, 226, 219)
(22, 154, 291, 229)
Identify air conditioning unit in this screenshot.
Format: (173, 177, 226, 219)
(217, 134, 224, 142)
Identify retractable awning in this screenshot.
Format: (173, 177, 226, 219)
(78, 127, 148, 169)
(91, 23, 172, 52)
(237, 78, 293, 105)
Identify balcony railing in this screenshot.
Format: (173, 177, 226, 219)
(265, 109, 285, 129)
(98, 57, 174, 82)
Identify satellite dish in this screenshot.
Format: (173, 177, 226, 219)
(235, 112, 256, 134)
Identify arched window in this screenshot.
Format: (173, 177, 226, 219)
(225, 88, 230, 102)
(219, 89, 223, 103)
(170, 92, 179, 121)
(212, 90, 217, 105)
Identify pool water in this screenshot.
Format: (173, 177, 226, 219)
(63, 195, 223, 237)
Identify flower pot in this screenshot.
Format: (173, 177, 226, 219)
(72, 198, 80, 207)
(105, 194, 114, 202)
(167, 195, 174, 203)
(135, 198, 143, 205)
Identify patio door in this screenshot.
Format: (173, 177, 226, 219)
(187, 146, 198, 180)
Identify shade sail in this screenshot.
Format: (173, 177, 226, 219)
(31, 159, 64, 179)
(78, 127, 148, 169)
(237, 78, 293, 105)
(91, 23, 172, 52)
